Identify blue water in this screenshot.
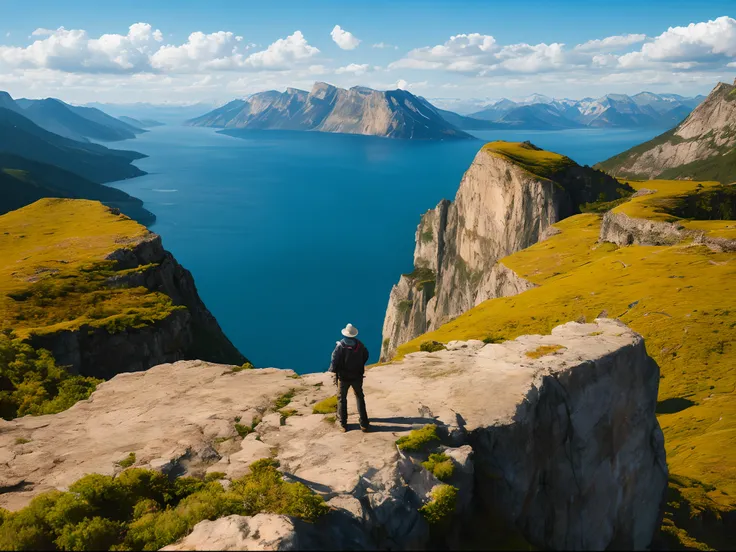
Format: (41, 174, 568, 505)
(110, 126, 660, 373)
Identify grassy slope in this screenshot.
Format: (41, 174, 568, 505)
(617, 180, 736, 240)
(0, 199, 177, 339)
(482, 140, 576, 180)
(395, 178, 735, 549)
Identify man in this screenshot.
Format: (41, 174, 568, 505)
(329, 323, 370, 432)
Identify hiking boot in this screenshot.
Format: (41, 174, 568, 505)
(360, 425, 371, 433)
(339, 425, 348, 433)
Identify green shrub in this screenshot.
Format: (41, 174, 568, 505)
(312, 396, 337, 414)
(397, 300, 413, 314)
(0, 460, 328, 551)
(14, 437, 30, 445)
(116, 453, 136, 469)
(421, 453, 455, 481)
(419, 485, 458, 525)
(0, 334, 101, 420)
(482, 335, 504, 344)
(273, 389, 296, 410)
(419, 341, 446, 353)
(54, 517, 122, 551)
(204, 472, 226, 483)
(234, 415, 261, 438)
(396, 424, 440, 452)
(230, 362, 255, 372)
(279, 408, 299, 422)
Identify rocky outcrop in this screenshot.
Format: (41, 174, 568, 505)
(0, 319, 667, 550)
(29, 233, 245, 379)
(381, 143, 627, 360)
(596, 78, 736, 182)
(600, 210, 736, 252)
(187, 83, 472, 140)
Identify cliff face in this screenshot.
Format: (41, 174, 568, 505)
(0, 319, 667, 550)
(187, 82, 472, 140)
(30, 234, 245, 379)
(381, 142, 627, 360)
(0, 199, 245, 382)
(596, 79, 736, 182)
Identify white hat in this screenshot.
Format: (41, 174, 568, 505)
(341, 323, 358, 338)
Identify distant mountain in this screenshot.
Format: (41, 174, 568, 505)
(467, 91, 704, 130)
(0, 154, 154, 225)
(187, 83, 473, 140)
(8, 96, 143, 143)
(84, 102, 218, 124)
(596, 79, 736, 183)
(0, 107, 146, 184)
(118, 116, 164, 128)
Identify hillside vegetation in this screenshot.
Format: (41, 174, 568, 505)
(396, 178, 735, 550)
(0, 460, 327, 551)
(0, 154, 155, 225)
(0, 199, 179, 419)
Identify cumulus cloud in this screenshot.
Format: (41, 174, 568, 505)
(331, 25, 361, 50)
(243, 31, 319, 70)
(0, 23, 163, 73)
(0, 24, 318, 74)
(151, 31, 245, 72)
(574, 34, 647, 52)
(372, 42, 398, 50)
(389, 17, 736, 79)
(335, 63, 371, 75)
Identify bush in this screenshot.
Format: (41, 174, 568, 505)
(396, 424, 440, 452)
(0, 460, 328, 551)
(482, 335, 504, 344)
(234, 415, 261, 438)
(0, 334, 101, 420)
(421, 453, 455, 481)
(273, 389, 296, 410)
(230, 362, 255, 373)
(116, 453, 136, 469)
(419, 341, 446, 353)
(419, 485, 458, 525)
(312, 396, 337, 414)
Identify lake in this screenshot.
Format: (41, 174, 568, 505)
(111, 126, 661, 373)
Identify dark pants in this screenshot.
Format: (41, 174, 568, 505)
(337, 378, 369, 428)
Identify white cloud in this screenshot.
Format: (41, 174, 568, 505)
(640, 16, 736, 61)
(335, 63, 371, 75)
(244, 31, 319, 69)
(372, 42, 398, 50)
(330, 25, 361, 50)
(1, 23, 163, 73)
(396, 79, 408, 90)
(574, 34, 647, 52)
(151, 31, 245, 72)
(0, 25, 319, 74)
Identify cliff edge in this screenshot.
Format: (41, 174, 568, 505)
(0, 319, 667, 550)
(381, 141, 631, 360)
(0, 198, 245, 382)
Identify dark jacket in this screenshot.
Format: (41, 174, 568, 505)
(329, 337, 369, 381)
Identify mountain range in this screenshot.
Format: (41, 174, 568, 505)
(597, 80, 736, 183)
(187, 82, 472, 140)
(189, 84, 706, 136)
(0, 92, 154, 224)
(463, 92, 705, 130)
(0, 92, 147, 143)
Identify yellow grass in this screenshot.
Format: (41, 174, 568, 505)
(482, 141, 575, 180)
(0, 199, 177, 338)
(396, 214, 736, 513)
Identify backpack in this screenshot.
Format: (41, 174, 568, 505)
(339, 340, 366, 380)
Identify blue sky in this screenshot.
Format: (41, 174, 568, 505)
(0, 0, 734, 105)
